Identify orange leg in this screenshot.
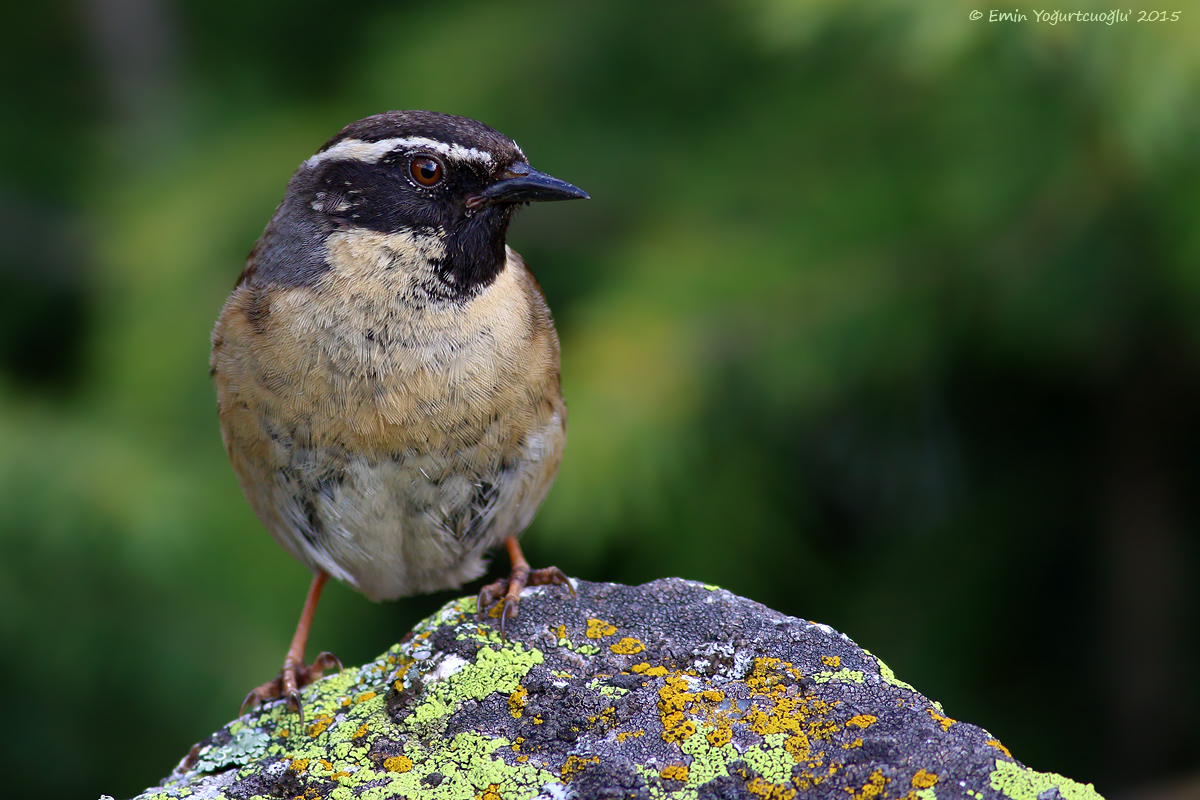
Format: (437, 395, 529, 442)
(477, 536, 573, 634)
(240, 570, 341, 724)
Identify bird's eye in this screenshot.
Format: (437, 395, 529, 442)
(410, 155, 444, 186)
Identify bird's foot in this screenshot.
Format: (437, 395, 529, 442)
(239, 651, 342, 725)
(477, 565, 574, 635)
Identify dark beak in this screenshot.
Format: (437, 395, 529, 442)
(466, 163, 589, 209)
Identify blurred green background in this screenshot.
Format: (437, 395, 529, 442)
(3, 1, 1199, 798)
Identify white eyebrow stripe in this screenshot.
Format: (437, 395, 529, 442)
(303, 137, 497, 169)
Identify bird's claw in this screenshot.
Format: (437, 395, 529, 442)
(477, 565, 573, 636)
(284, 690, 304, 724)
(240, 686, 271, 718)
(237, 651, 344, 724)
(307, 651, 343, 676)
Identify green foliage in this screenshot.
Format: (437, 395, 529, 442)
(1, 1, 1198, 798)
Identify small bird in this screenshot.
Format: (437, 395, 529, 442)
(209, 111, 587, 718)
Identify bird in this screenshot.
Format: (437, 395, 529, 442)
(209, 110, 587, 720)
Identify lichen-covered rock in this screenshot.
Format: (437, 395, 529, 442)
(133, 579, 1103, 800)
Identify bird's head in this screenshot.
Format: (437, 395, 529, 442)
(248, 110, 588, 298)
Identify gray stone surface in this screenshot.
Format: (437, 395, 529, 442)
(134, 578, 1104, 800)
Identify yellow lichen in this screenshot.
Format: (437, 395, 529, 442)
(586, 618, 618, 638)
(354, 691, 377, 704)
(658, 676, 698, 743)
(611, 637, 645, 654)
(667, 719, 697, 743)
(661, 764, 689, 781)
(652, 655, 840, 783)
(352, 723, 371, 740)
(306, 715, 334, 737)
(848, 769, 889, 799)
(563, 755, 600, 780)
(746, 658, 804, 693)
(509, 685, 528, 718)
(479, 783, 502, 800)
(841, 737, 864, 750)
(290, 758, 309, 773)
(987, 738, 1013, 758)
(383, 755, 412, 773)
(738, 657, 843, 780)
(821, 656, 841, 668)
(747, 776, 797, 800)
(707, 727, 733, 747)
(633, 663, 668, 677)
(784, 733, 811, 761)
(927, 709, 956, 731)
(595, 706, 617, 729)
(912, 769, 938, 788)
(846, 715, 876, 729)
(617, 729, 646, 742)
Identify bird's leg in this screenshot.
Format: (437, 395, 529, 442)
(240, 570, 342, 724)
(477, 536, 573, 634)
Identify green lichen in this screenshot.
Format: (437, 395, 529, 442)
(587, 676, 630, 698)
(637, 764, 670, 800)
(136, 595, 556, 800)
(862, 649, 917, 694)
(551, 623, 605, 656)
(193, 726, 270, 772)
(356, 732, 559, 800)
(409, 643, 543, 730)
(811, 668, 865, 684)
(990, 759, 1103, 800)
(742, 733, 794, 783)
(662, 722, 805, 798)
(557, 636, 601, 656)
(680, 728, 735, 785)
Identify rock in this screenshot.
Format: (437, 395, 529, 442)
(132, 579, 1104, 800)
